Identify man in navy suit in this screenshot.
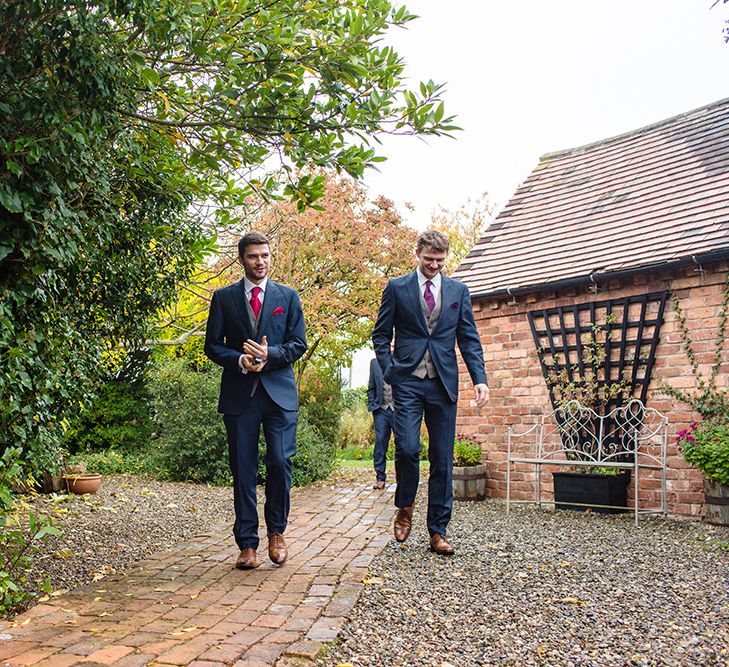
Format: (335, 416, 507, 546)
(372, 230, 488, 555)
(205, 232, 307, 570)
(367, 351, 394, 490)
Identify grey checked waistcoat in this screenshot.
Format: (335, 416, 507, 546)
(411, 284, 441, 379)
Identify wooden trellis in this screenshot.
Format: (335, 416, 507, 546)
(527, 292, 668, 460)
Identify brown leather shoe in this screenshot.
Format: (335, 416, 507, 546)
(393, 506, 413, 543)
(373, 480, 385, 490)
(268, 533, 288, 565)
(236, 547, 259, 569)
(429, 533, 455, 556)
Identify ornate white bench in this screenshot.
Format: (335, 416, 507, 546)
(506, 400, 668, 524)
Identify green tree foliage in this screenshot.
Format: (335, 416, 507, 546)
(1, 0, 455, 479)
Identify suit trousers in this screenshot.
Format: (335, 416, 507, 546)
(372, 407, 394, 482)
(223, 385, 298, 550)
(392, 375, 457, 537)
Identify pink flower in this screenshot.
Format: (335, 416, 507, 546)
(677, 429, 688, 438)
(686, 434, 695, 441)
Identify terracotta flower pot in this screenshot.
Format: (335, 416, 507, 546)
(64, 473, 102, 495)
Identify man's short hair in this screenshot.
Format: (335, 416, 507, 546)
(417, 229, 449, 253)
(238, 231, 270, 256)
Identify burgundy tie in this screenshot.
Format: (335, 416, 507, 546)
(250, 286, 262, 318)
(424, 280, 435, 313)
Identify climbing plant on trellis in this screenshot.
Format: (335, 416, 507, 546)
(527, 292, 668, 460)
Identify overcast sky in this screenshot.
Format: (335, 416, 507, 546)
(362, 0, 729, 226)
(348, 0, 729, 386)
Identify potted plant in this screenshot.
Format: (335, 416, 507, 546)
(62, 461, 102, 495)
(545, 318, 633, 512)
(675, 420, 729, 524)
(662, 280, 729, 525)
(452, 434, 487, 501)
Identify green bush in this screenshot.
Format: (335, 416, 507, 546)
(0, 448, 58, 618)
(677, 419, 729, 486)
(149, 358, 335, 487)
(341, 386, 367, 410)
(291, 409, 335, 486)
(67, 450, 151, 476)
(148, 358, 232, 486)
(64, 380, 153, 455)
(299, 365, 343, 450)
(339, 401, 373, 451)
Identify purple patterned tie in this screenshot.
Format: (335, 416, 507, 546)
(423, 280, 435, 314)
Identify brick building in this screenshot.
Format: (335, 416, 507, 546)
(453, 98, 729, 518)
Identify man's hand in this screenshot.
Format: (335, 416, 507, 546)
(243, 335, 268, 362)
(474, 384, 490, 408)
(241, 354, 265, 373)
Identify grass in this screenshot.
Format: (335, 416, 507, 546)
(335, 459, 374, 469)
(335, 458, 430, 469)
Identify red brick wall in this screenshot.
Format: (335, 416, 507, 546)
(456, 261, 729, 518)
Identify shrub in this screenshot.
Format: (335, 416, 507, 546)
(341, 386, 367, 411)
(299, 365, 343, 450)
(453, 434, 483, 466)
(0, 448, 58, 617)
(339, 402, 373, 451)
(149, 358, 335, 487)
(66, 450, 151, 476)
(676, 419, 729, 486)
(291, 409, 335, 486)
(64, 380, 153, 455)
(148, 358, 232, 486)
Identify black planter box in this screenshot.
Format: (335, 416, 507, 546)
(553, 470, 630, 514)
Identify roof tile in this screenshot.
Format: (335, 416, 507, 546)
(454, 98, 729, 297)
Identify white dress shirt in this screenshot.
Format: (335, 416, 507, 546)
(416, 269, 441, 304)
(244, 276, 268, 306)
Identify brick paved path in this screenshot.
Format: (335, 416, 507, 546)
(0, 478, 394, 666)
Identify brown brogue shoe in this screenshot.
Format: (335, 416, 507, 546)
(268, 533, 288, 565)
(373, 480, 385, 490)
(236, 547, 259, 569)
(429, 533, 455, 556)
(393, 506, 413, 543)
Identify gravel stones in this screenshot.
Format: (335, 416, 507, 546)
(322, 498, 729, 667)
(25, 474, 233, 595)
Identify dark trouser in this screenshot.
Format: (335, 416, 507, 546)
(392, 376, 457, 537)
(223, 386, 298, 550)
(372, 407, 394, 482)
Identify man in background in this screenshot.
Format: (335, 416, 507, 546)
(367, 347, 395, 490)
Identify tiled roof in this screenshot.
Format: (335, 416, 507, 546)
(454, 98, 729, 298)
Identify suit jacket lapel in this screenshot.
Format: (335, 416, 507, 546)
(256, 280, 279, 340)
(407, 271, 430, 333)
(233, 281, 254, 339)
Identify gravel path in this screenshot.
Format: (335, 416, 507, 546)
(15, 472, 729, 666)
(24, 474, 234, 596)
(321, 498, 729, 667)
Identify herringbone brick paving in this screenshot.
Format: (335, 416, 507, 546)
(0, 477, 394, 666)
